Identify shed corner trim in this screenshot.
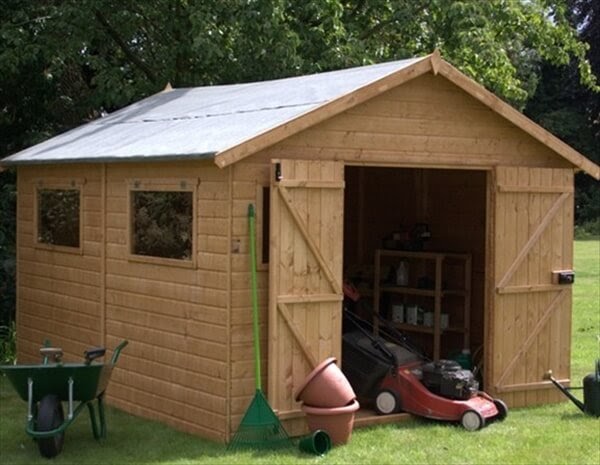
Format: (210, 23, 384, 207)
(430, 48, 442, 75)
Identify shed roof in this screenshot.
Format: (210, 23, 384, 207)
(1, 57, 422, 165)
(2, 51, 599, 179)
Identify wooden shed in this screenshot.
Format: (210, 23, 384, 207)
(3, 51, 599, 442)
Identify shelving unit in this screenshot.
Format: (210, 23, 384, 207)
(372, 249, 471, 360)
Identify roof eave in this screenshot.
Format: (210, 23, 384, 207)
(1, 151, 217, 167)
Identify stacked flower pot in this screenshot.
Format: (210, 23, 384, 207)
(294, 357, 359, 445)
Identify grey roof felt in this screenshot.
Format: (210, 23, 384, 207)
(2, 57, 423, 166)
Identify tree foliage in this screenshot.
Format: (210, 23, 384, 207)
(1, 0, 597, 159)
(0, 1, 598, 326)
(0, 170, 16, 329)
(37, 189, 80, 247)
(526, 0, 599, 232)
(132, 191, 193, 260)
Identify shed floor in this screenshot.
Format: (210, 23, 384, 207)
(353, 408, 412, 428)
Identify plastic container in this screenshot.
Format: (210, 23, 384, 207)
(406, 305, 418, 325)
(454, 349, 473, 370)
(392, 304, 404, 323)
(440, 313, 449, 329)
(396, 261, 409, 286)
(423, 312, 433, 327)
(583, 360, 600, 416)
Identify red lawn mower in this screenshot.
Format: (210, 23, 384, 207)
(341, 311, 508, 431)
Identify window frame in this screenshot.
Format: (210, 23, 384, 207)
(33, 179, 85, 254)
(127, 178, 198, 269)
(255, 184, 270, 271)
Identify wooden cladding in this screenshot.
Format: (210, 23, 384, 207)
(17, 162, 230, 442)
(270, 73, 568, 170)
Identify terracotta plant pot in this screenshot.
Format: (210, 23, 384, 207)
(301, 399, 360, 445)
(294, 357, 356, 408)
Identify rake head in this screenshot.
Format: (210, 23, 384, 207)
(228, 390, 292, 451)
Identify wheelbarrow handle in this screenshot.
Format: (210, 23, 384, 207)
(110, 340, 129, 365)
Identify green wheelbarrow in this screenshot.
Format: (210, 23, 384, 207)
(0, 340, 128, 458)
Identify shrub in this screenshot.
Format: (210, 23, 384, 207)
(0, 320, 16, 365)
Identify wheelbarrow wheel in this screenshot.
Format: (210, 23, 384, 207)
(37, 395, 65, 458)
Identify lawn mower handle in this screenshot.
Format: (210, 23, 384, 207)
(343, 307, 396, 366)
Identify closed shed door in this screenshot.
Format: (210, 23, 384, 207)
(491, 166, 573, 406)
(268, 159, 344, 416)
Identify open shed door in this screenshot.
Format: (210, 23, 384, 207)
(490, 166, 573, 407)
(268, 159, 345, 417)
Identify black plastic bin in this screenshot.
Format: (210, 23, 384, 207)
(421, 360, 479, 400)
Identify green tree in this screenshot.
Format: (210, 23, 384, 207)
(526, 0, 599, 233)
(0, 0, 598, 327)
(0, 169, 16, 329)
(1, 0, 597, 153)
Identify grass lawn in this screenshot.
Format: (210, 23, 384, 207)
(1, 240, 598, 464)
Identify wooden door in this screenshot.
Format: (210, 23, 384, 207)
(490, 166, 573, 407)
(268, 159, 345, 417)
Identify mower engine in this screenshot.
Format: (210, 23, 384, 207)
(420, 360, 479, 400)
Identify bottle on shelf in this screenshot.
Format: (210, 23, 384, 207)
(395, 260, 409, 286)
(455, 348, 472, 370)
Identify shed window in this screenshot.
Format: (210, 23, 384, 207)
(131, 190, 193, 261)
(37, 189, 80, 248)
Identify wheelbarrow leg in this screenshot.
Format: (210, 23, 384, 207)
(98, 394, 107, 439)
(87, 394, 107, 440)
(27, 377, 34, 421)
(87, 401, 101, 440)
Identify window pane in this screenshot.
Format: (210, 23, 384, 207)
(38, 189, 80, 247)
(132, 191, 193, 260)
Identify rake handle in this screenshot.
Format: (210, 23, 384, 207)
(248, 204, 261, 391)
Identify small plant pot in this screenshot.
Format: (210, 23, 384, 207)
(298, 429, 331, 455)
(294, 357, 356, 408)
(301, 399, 360, 445)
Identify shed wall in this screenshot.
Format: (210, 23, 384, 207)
(228, 161, 271, 432)
(103, 161, 230, 441)
(16, 161, 232, 442)
(17, 165, 103, 361)
(263, 73, 571, 170)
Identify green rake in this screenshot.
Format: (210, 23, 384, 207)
(228, 204, 292, 450)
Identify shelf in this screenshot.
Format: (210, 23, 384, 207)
(394, 323, 466, 334)
(371, 249, 471, 261)
(380, 286, 467, 297)
(443, 289, 468, 297)
(372, 248, 472, 360)
(380, 286, 436, 297)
